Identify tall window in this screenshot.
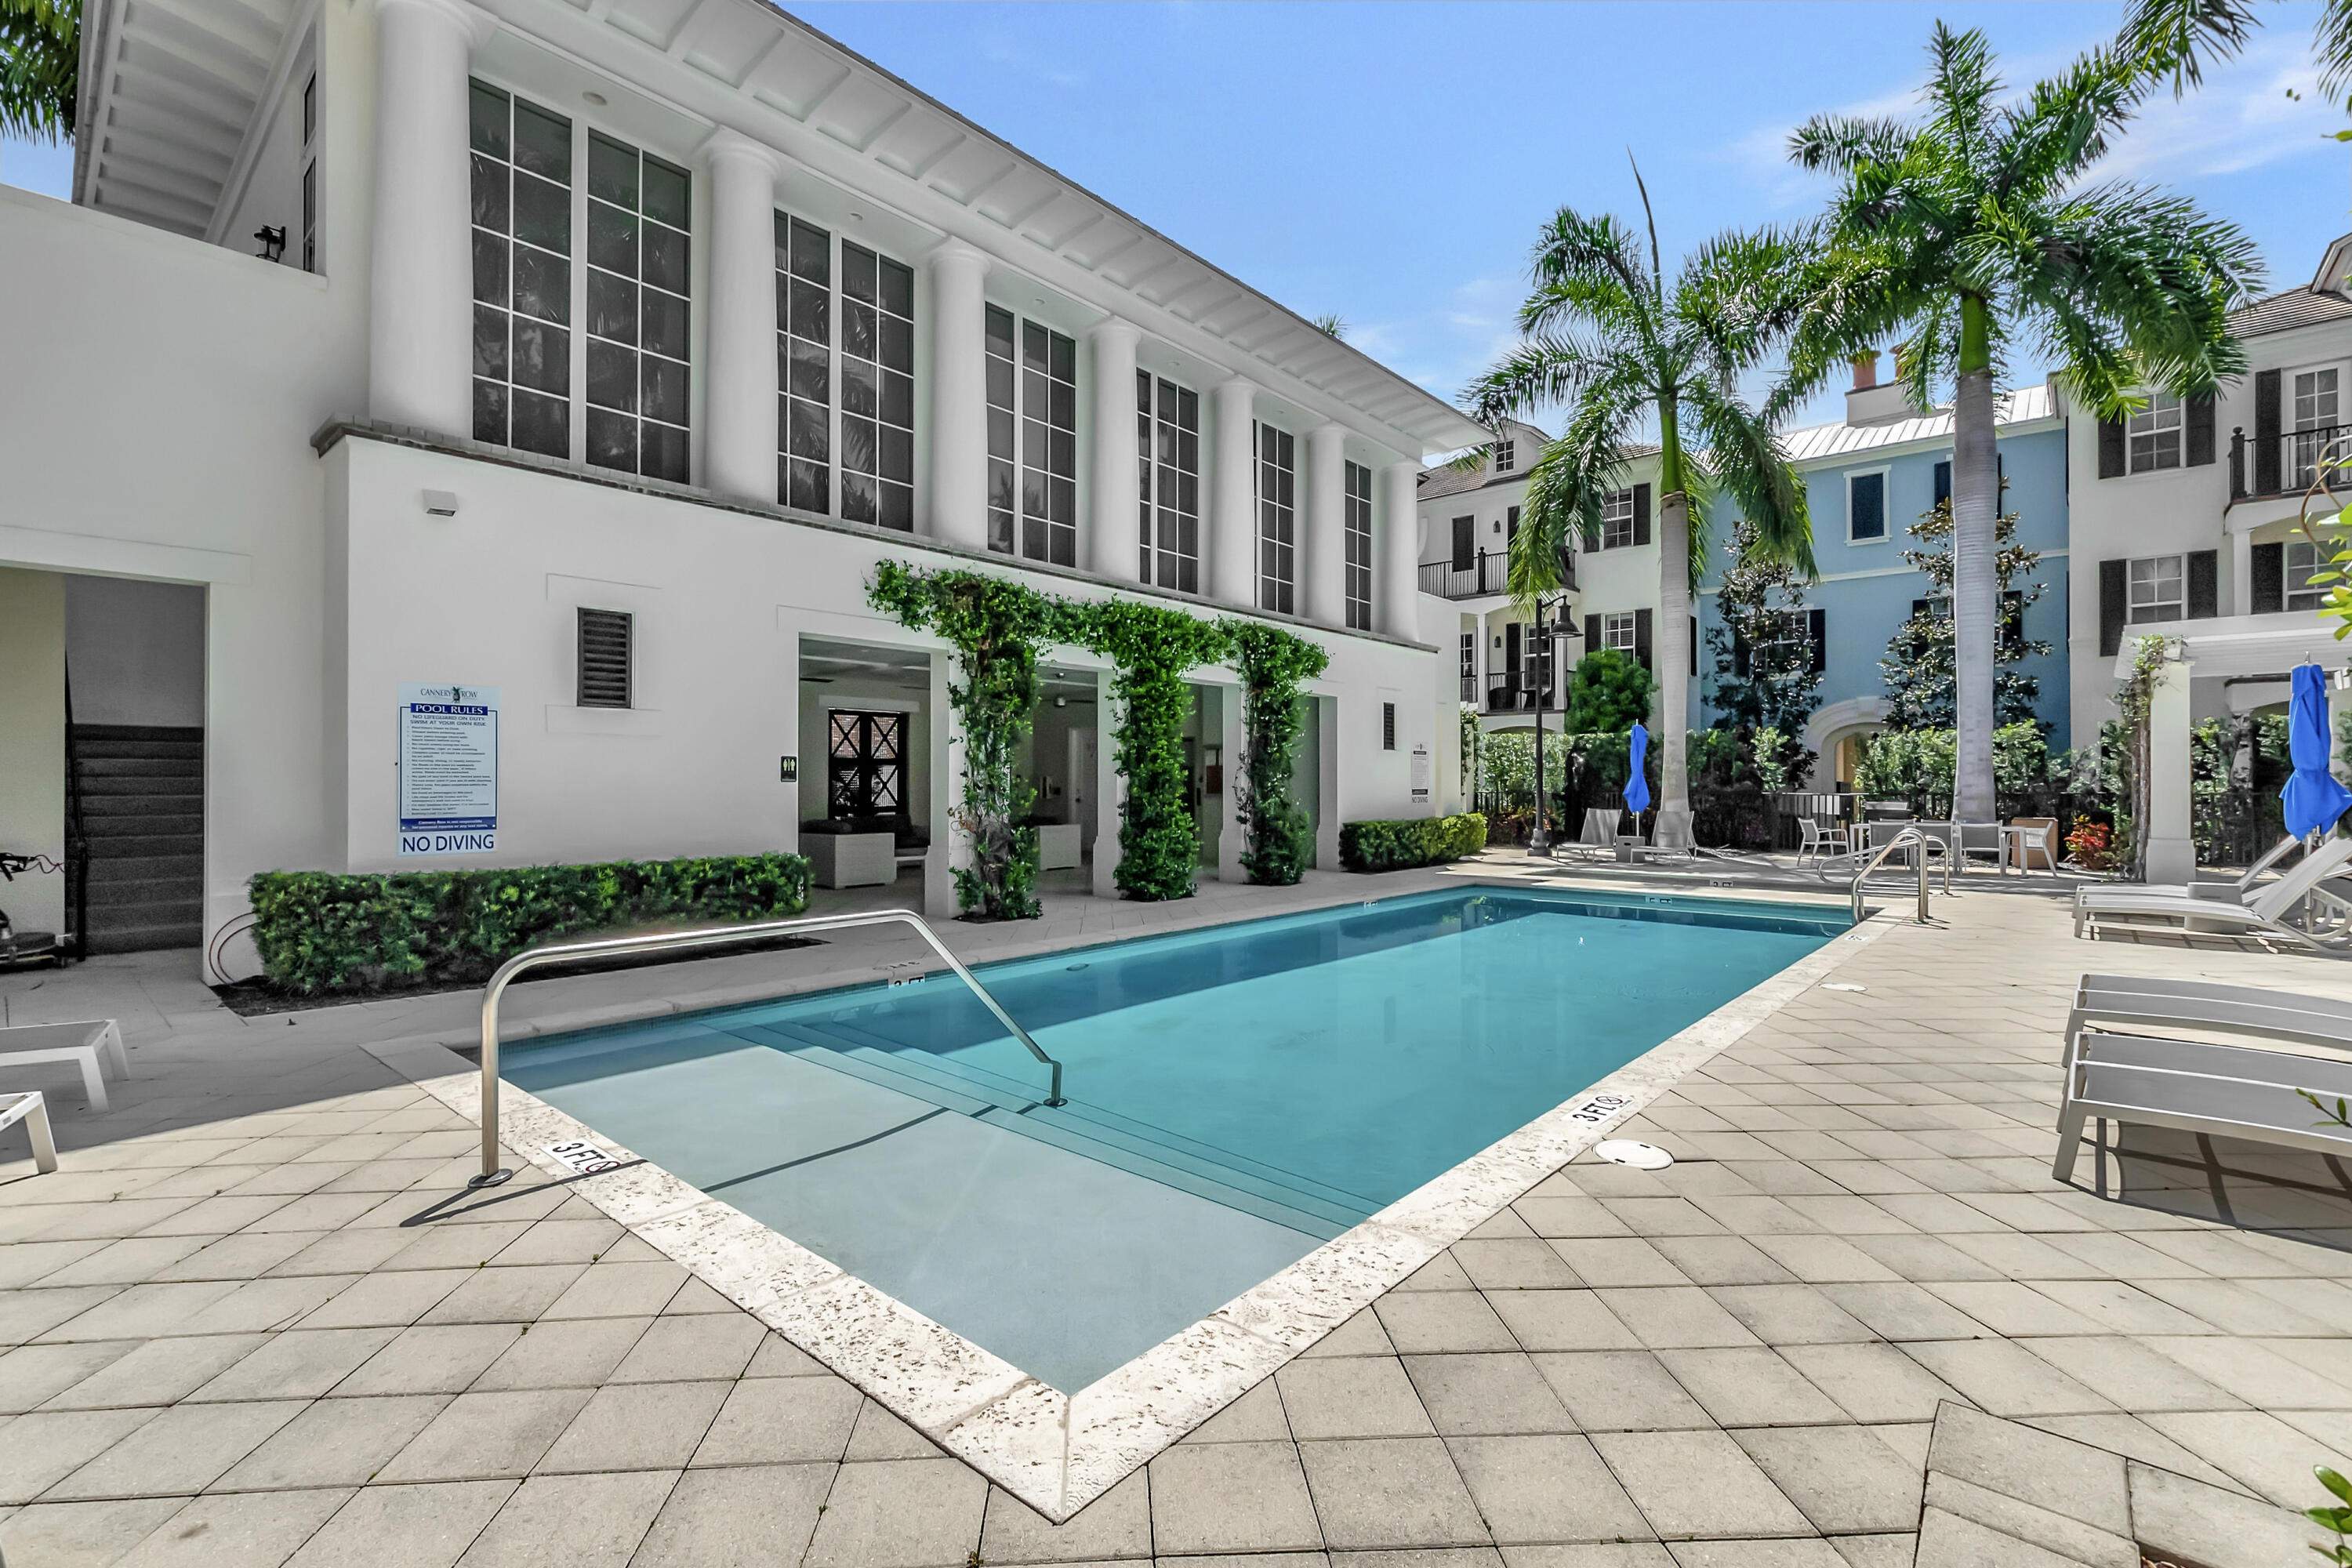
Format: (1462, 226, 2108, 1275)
(1344, 459, 1373, 630)
(1460, 631, 1475, 688)
(841, 243, 916, 531)
(299, 74, 318, 274)
(2128, 554, 2184, 623)
(2293, 368, 2339, 489)
(1848, 471, 1886, 541)
(470, 82, 572, 459)
(1138, 371, 1200, 592)
(1600, 488, 1635, 549)
(584, 133, 690, 482)
(987, 308, 1076, 564)
(2289, 539, 2329, 612)
(2129, 394, 2183, 474)
(776, 216, 830, 513)
(1258, 423, 1296, 614)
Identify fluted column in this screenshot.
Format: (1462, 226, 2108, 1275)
(368, 0, 491, 437)
(1381, 459, 1421, 641)
(1211, 376, 1259, 607)
(929, 241, 991, 550)
(1303, 423, 1348, 626)
(703, 132, 786, 503)
(1088, 318, 1142, 579)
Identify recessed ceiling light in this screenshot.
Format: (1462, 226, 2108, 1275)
(583, 90, 607, 106)
(849, 210, 866, 220)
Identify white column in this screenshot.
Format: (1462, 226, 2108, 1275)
(1092, 666, 1123, 898)
(1216, 684, 1250, 883)
(2231, 527, 2254, 618)
(1211, 376, 1259, 608)
(703, 132, 785, 504)
(929, 241, 992, 551)
(926, 651, 958, 918)
(1303, 423, 1348, 626)
(1380, 460, 1421, 641)
(1088, 318, 1141, 580)
(2144, 648, 2196, 884)
(368, 0, 489, 438)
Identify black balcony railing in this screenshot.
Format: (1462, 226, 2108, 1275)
(2230, 422, 2352, 500)
(1419, 547, 1574, 600)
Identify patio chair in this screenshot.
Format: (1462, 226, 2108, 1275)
(1650, 806, 1698, 859)
(2008, 818, 2058, 873)
(2072, 834, 2352, 950)
(2053, 1026, 2352, 1182)
(1565, 807, 1621, 861)
(1796, 818, 1830, 867)
(1953, 821, 2005, 875)
(0, 1091, 58, 1174)
(2063, 971, 2352, 1055)
(0, 1019, 129, 1112)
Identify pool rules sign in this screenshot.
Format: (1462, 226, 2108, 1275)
(397, 684, 499, 856)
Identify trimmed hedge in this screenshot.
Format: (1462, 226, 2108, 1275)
(249, 853, 811, 996)
(1338, 813, 1487, 873)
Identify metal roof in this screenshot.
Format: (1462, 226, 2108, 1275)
(1780, 384, 2056, 464)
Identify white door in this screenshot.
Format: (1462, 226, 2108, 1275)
(1069, 729, 1098, 844)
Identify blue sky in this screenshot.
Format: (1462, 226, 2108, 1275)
(11, 1, 2345, 435)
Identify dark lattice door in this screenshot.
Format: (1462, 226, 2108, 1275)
(827, 710, 906, 818)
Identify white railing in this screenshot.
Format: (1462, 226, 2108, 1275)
(470, 908, 1062, 1187)
(1844, 826, 1945, 924)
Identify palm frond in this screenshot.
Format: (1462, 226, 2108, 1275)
(2116, 0, 2256, 96)
(1461, 328, 1616, 427)
(1789, 114, 1914, 174)
(2319, 0, 2352, 103)
(1522, 209, 1653, 338)
(1994, 45, 2145, 204)
(0, 0, 79, 142)
(1679, 223, 1826, 380)
(1922, 22, 2002, 175)
(1511, 368, 1648, 604)
(1684, 380, 1815, 582)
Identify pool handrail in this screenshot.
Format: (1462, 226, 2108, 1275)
(1848, 826, 1942, 925)
(470, 907, 1064, 1187)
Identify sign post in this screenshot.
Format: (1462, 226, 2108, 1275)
(397, 684, 499, 856)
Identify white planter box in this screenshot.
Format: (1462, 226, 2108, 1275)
(806, 832, 895, 889)
(1036, 822, 1082, 870)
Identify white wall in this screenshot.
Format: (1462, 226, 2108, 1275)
(0, 568, 67, 933)
(65, 577, 208, 728)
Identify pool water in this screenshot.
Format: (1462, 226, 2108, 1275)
(510, 887, 1843, 1390)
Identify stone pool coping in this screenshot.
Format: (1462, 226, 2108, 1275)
(358, 880, 1896, 1521)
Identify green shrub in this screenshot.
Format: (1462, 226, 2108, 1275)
(1339, 813, 1487, 873)
(1565, 648, 1653, 733)
(249, 852, 812, 996)
(1222, 619, 1329, 886)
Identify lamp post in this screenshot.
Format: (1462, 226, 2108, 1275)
(1526, 595, 1580, 857)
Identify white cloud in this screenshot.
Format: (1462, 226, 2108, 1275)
(2097, 32, 2342, 182)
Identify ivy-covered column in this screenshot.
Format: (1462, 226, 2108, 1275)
(1070, 603, 1231, 901)
(1214, 683, 1248, 884)
(1221, 619, 1330, 884)
(1091, 665, 1123, 898)
(925, 651, 957, 920)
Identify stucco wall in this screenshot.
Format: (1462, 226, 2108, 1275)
(0, 568, 67, 934)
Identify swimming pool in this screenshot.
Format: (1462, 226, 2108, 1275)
(508, 885, 1846, 1391)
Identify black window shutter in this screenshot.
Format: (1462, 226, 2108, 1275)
(1505, 622, 1522, 678)
(1809, 607, 1827, 673)
(1690, 615, 1698, 672)
(2000, 590, 2023, 656)
(1451, 516, 1473, 571)
(2099, 559, 2127, 657)
(2097, 418, 2125, 480)
(2252, 541, 2285, 613)
(2256, 369, 2282, 494)
(1933, 460, 1951, 507)
(1912, 598, 1929, 616)
(1733, 630, 1750, 677)
(1584, 614, 1599, 655)
(1633, 607, 1653, 672)
(2187, 549, 2219, 618)
(1506, 505, 1520, 541)
(578, 608, 633, 708)
(2187, 394, 2216, 467)
(1632, 484, 1651, 547)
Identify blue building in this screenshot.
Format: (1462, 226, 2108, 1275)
(1693, 364, 2071, 783)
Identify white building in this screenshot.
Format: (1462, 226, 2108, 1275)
(2063, 234, 2352, 733)
(0, 0, 1479, 964)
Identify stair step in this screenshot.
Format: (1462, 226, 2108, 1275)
(83, 924, 201, 955)
(78, 791, 201, 815)
(1029, 1101, 1382, 1218)
(80, 837, 202, 862)
(780, 1043, 998, 1117)
(73, 757, 201, 781)
(71, 724, 202, 744)
(81, 815, 203, 840)
(1012, 1105, 1371, 1229)
(971, 1108, 1345, 1240)
(82, 856, 202, 884)
(840, 1047, 1037, 1113)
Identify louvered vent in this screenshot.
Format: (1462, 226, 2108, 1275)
(578, 608, 633, 708)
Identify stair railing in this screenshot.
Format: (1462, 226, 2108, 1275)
(1847, 826, 1942, 925)
(470, 908, 1063, 1187)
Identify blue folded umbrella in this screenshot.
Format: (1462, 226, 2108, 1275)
(1624, 723, 1653, 816)
(2281, 663, 2352, 840)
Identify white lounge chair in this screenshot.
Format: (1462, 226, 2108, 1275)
(2065, 971, 2352, 1054)
(2054, 1027, 2352, 1182)
(1, 1091, 58, 1174)
(2075, 832, 2307, 913)
(1564, 807, 1621, 861)
(0, 1019, 129, 1113)
(2072, 835, 2352, 950)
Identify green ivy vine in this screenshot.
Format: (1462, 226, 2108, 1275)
(1065, 601, 1233, 901)
(1220, 619, 1329, 885)
(867, 562, 1065, 920)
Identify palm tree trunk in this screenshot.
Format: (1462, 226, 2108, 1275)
(1657, 488, 1691, 815)
(1951, 354, 1998, 825)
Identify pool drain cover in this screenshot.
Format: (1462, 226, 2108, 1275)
(1594, 1140, 1673, 1171)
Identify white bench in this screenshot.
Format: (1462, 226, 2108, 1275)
(1, 1091, 58, 1173)
(1036, 822, 1082, 871)
(0, 1019, 129, 1113)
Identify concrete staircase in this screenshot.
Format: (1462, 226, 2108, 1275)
(70, 724, 202, 954)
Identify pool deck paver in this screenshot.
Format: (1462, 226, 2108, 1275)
(1, 862, 2349, 1566)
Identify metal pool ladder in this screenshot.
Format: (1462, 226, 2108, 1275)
(470, 908, 1065, 1188)
(1847, 826, 1946, 925)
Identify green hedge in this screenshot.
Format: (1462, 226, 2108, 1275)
(249, 853, 811, 996)
(1338, 814, 1487, 873)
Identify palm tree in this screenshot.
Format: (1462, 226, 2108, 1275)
(1462, 171, 1814, 826)
(1779, 23, 2261, 824)
(2, 0, 79, 142)
(2115, 0, 2352, 103)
